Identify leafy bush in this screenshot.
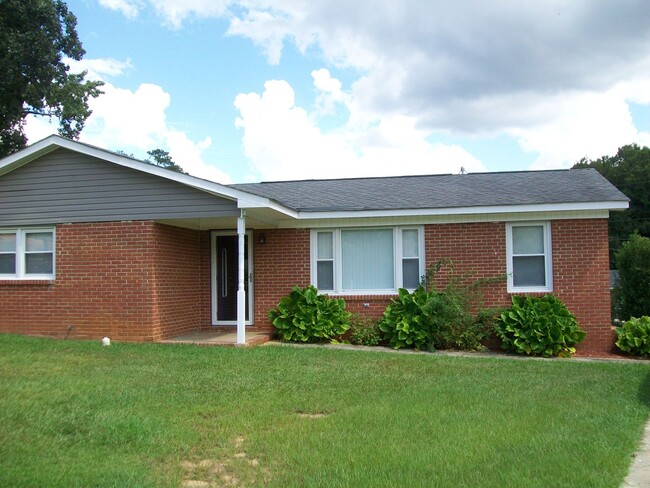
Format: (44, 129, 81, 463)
(494, 295, 586, 357)
(616, 233, 650, 320)
(615, 316, 650, 357)
(379, 260, 501, 351)
(426, 288, 497, 352)
(379, 287, 434, 350)
(268, 285, 351, 343)
(349, 315, 382, 346)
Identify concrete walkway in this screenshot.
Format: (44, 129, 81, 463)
(160, 330, 272, 346)
(622, 419, 650, 488)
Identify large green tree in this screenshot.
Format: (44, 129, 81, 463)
(0, 0, 103, 157)
(573, 144, 650, 266)
(615, 233, 650, 319)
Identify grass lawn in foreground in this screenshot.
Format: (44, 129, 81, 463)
(0, 333, 649, 487)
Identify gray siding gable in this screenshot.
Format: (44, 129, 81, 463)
(0, 148, 239, 226)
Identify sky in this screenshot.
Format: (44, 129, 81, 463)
(25, 0, 650, 184)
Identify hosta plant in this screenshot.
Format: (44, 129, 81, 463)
(268, 285, 351, 343)
(615, 316, 650, 357)
(495, 295, 586, 358)
(379, 286, 435, 350)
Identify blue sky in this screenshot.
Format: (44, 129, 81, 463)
(26, 0, 650, 183)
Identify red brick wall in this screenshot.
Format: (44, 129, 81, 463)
(424, 222, 508, 305)
(0, 217, 613, 352)
(252, 228, 311, 329)
(0, 221, 210, 341)
(252, 219, 613, 353)
(422, 220, 613, 353)
(551, 219, 613, 353)
(0, 221, 158, 340)
(151, 224, 211, 340)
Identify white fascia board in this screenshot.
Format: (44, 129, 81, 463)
(278, 209, 612, 229)
(0, 135, 61, 176)
(0, 135, 298, 218)
(296, 200, 629, 220)
(237, 198, 298, 218)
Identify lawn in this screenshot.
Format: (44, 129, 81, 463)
(0, 334, 649, 487)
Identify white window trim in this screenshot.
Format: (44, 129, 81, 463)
(310, 226, 425, 295)
(0, 228, 56, 280)
(506, 222, 552, 293)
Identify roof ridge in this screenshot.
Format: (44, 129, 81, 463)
(232, 168, 582, 186)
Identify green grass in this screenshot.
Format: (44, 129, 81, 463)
(0, 334, 649, 487)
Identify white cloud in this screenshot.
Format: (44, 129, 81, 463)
(82, 82, 170, 150)
(234, 74, 484, 181)
(97, 0, 230, 28)
(98, 0, 142, 19)
(312, 68, 347, 116)
(100, 0, 650, 169)
(513, 91, 638, 170)
(65, 57, 133, 81)
(165, 132, 231, 183)
(149, 0, 230, 28)
(25, 57, 231, 183)
(226, 9, 296, 65)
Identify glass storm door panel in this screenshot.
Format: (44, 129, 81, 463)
(215, 235, 249, 322)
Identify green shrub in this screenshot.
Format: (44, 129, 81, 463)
(379, 287, 434, 350)
(426, 287, 497, 352)
(268, 285, 351, 343)
(379, 260, 502, 351)
(349, 315, 382, 346)
(495, 295, 586, 357)
(616, 233, 650, 320)
(615, 316, 650, 357)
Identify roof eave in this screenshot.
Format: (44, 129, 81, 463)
(295, 200, 630, 219)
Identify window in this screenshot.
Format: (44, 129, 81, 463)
(0, 228, 55, 280)
(506, 222, 552, 292)
(312, 227, 423, 293)
(401, 229, 420, 289)
(316, 231, 334, 291)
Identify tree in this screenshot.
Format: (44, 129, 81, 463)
(573, 144, 650, 265)
(146, 149, 186, 174)
(615, 233, 650, 319)
(0, 0, 103, 157)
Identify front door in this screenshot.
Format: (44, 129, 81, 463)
(212, 233, 251, 324)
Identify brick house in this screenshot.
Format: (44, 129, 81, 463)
(0, 136, 628, 353)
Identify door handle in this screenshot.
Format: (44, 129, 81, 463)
(221, 248, 227, 297)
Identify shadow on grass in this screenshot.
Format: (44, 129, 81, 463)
(639, 370, 650, 409)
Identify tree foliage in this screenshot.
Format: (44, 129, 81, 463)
(573, 144, 650, 265)
(0, 0, 103, 157)
(146, 149, 186, 174)
(615, 233, 650, 319)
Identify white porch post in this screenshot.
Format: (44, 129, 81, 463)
(236, 210, 246, 345)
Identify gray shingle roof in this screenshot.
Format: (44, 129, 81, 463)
(230, 168, 628, 212)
